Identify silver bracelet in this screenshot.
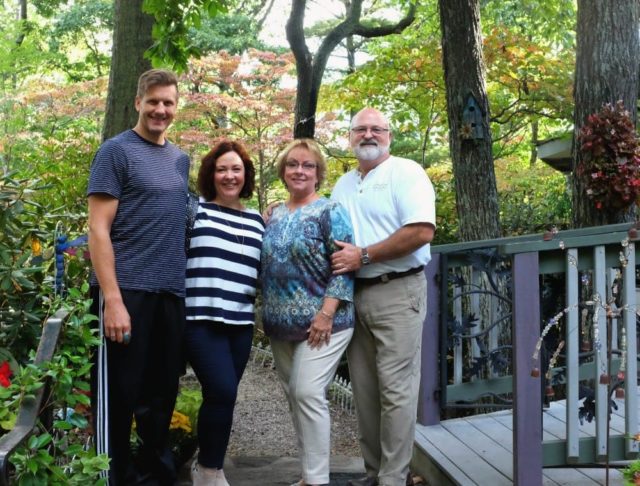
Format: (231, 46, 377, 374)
(320, 309, 334, 319)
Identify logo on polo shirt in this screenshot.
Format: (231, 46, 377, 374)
(372, 184, 388, 191)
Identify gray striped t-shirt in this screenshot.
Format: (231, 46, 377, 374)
(88, 130, 190, 297)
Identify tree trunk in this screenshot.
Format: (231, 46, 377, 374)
(15, 0, 26, 46)
(572, 0, 639, 227)
(439, 0, 500, 241)
(286, 0, 415, 139)
(101, 0, 154, 141)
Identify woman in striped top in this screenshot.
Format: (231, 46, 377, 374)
(185, 140, 264, 486)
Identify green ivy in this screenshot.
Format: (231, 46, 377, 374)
(6, 285, 109, 484)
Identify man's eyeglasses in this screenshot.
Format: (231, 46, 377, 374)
(351, 126, 389, 135)
(285, 161, 317, 171)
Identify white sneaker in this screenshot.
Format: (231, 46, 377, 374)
(190, 461, 219, 485)
(216, 468, 230, 486)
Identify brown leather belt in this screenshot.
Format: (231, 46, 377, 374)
(355, 266, 424, 286)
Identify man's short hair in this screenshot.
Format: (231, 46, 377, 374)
(136, 69, 179, 98)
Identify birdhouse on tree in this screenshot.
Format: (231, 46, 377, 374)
(461, 93, 485, 140)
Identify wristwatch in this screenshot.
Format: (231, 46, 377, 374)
(360, 247, 371, 265)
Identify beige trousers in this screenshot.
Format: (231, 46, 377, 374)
(348, 271, 427, 486)
(271, 328, 354, 485)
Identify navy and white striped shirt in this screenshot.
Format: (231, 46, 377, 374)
(87, 130, 190, 297)
(186, 202, 264, 325)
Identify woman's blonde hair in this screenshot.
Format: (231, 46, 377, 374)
(276, 138, 327, 190)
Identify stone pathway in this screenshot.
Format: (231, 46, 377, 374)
(177, 356, 365, 485)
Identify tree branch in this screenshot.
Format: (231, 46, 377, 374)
(286, 0, 312, 69)
(353, 1, 417, 37)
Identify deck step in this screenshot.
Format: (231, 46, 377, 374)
(412, 398, 633, 486)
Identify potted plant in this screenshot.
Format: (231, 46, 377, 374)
(577, 101, 640, 211)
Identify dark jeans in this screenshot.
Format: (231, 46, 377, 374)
(91, 287, 185, 486)
(185, 320, 253, 468)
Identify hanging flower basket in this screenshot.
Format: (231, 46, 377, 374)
(577, 101, 640, 211)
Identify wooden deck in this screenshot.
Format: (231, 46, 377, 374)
(412, 387, 639, 485)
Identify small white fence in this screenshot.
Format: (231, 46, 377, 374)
(250, 342, 355, 414)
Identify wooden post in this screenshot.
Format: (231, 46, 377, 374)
(565, 248, 580, 462)
(623, 243, 639, 458)
(512, 252, 543, 485)
(418, 254, 441, 425)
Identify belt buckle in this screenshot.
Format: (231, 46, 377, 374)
(380, 273, 390, 283)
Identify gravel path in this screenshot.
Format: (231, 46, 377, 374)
(227, 357, 361, 458)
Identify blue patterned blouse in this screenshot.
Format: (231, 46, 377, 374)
(261, 198, 355, 341)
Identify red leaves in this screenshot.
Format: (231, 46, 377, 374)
(577, 101, 640, 210)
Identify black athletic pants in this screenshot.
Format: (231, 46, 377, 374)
(91, 287, 185, 486)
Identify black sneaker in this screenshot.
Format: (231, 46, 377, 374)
(347, 476, 378, 486)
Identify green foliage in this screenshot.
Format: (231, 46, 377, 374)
(322, 1, 447, 165)
(484, 25, 574, 159)
(427, 164, 459, 244)
(0, 171, 49, 363)
(48, 0, 113, 81)
(425, 156, 570, 243)
(623, 448, 640, 485)
(143, 0, 227, 71)
(31, 0, 72, 18)
(175, 386, 202, 431)
(325, 0, 575, 156)
(2, 78, 103, 234)
(188, 13, 266, 55)
(0, 77, 100, 484)
(4, 285, 109, 484)
(496, 158, 571, 235)
(481, 0, 576, 49)
(0, 359, 45, 432)
(0, 10, 53, 86)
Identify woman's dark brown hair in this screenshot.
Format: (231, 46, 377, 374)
(197, 140, 256, 201)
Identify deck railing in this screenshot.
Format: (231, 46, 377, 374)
(418, 222, 639, 484)
(0, 309, 68, 486)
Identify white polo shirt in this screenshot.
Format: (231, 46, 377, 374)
(331, 155, 436, 279)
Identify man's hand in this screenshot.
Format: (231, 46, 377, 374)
(103, 299, 132, 344)
(331, 240, 362, 274)
(262, 201, 281, 223)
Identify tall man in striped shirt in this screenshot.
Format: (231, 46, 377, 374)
(87, 69, 190, 485)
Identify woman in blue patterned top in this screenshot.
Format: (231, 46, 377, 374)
(262, 139, 354, 486)
(186, 140, 264, 486)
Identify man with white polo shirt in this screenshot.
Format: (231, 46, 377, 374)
(331, 107, 436, 486)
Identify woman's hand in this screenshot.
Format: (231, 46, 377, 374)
(307, 310, 333, 349)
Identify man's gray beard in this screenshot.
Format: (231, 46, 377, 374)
(354, 144, 389, 161)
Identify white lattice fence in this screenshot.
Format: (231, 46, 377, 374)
(250, 344, 354, 414)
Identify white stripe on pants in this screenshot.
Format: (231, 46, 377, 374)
(96, 290, 109, 480)
(271, 328, 353, 485)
